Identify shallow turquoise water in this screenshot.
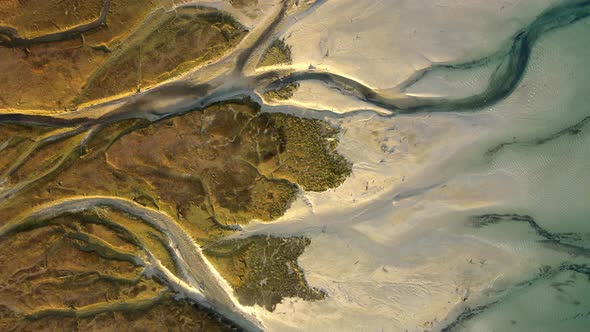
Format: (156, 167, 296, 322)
(442, 6, 590, 332)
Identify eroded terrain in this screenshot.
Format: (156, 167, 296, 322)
(0, 95, 350, 329)
(3, 0, 590, 331)
(0, 2, 353, 329)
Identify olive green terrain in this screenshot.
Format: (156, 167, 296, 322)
(0, 1, 351, 330)
(0, 0, 246, 111)
(0, 99, 350, 330)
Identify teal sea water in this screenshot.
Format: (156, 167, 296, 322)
(433, 4, 590, 331)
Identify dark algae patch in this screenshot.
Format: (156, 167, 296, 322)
(440, 263, 590, 332)
(486, 115, 590, 157)
(440, 212, 590, 331)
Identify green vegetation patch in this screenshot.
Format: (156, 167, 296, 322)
(259, 112, 352, 191)
(79, 7, 248, 103)
(257, 39, 292, 68)
(0, 99, 351, 318)
(106, 98, 351, 228)
(0, 0, 104, 39)
(262, 82, 299, 101)
(204, 235, 325, 311)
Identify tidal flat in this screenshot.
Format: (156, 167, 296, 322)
(1, 0, 590, 331)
